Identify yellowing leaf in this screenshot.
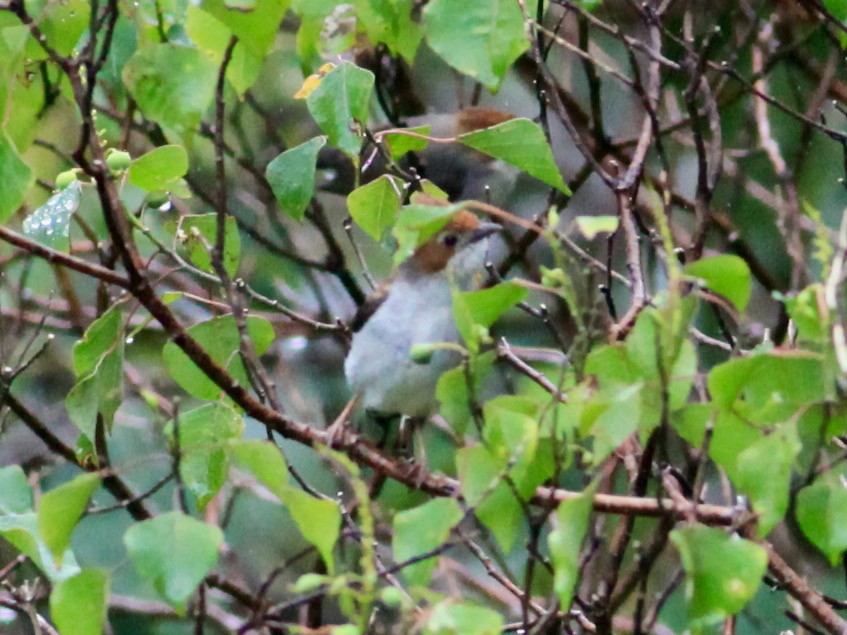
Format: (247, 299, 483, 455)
(294, 62, 336, 99)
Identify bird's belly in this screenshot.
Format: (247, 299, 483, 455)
(345, 310, 459, 418)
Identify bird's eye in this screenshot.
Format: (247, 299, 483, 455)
(442, 234, 458, 247)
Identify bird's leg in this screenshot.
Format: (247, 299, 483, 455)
(399, 416, 428, 487)
(413, 421, 428, 468)
(373, 413, 399, 449)
(363, 414, 401, 501)
(325, 396, 359, 448)
(396, 415, 415, 460)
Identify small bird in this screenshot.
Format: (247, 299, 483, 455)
(341, 210, 501, 448)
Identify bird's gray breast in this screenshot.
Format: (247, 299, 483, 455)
(344, 275, 460, 418)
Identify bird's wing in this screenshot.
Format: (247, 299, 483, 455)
(350, 283, 390, 332)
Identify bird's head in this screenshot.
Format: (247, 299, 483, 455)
(406, 210, 501, 286)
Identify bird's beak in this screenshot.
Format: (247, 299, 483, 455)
(470, 221, 502, 243)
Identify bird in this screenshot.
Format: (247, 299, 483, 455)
(338, 209, 501, 453)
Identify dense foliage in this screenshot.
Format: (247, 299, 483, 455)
(2, 0, 847, 633)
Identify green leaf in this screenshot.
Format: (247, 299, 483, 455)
(0, 465, 33, 514)
(455, 282, 528, 333)
(348, 175, 403, 240)
(265, 137, 327, 221)
(0, 513, 80, 581)
(483, 396, 539, 471)
(0, 20, 29, 53)
(280, 487, 341, 573)
(163, 314, 275, 400)
(476, 482, 523, 553)
(785, 284, 826, 343)
(708, 352, 826, 411)
(231, 440, 289, 500)
(452, 282, 527, 346)
(796, 475, 847, 565)
(0, 34, 43, 149)
(684, 255, 751, 312)
(66, 306, 124, 441)
(72, 306, 121, 377)
(436, 351, 495, 436)
(623, 308, 697, 432)
(123, 511, 223, 610)
(292, 11, 330, 73)
(823, 0, 847, 21)
(707, 355, 766, 410)
(176, 213, 241, 277)
(734, 425, 800, 536)
(383, 125, 430, 160)
(670, 526, 767, 626)
(512, 435, 555, 495)
(671, 403, 713, 448)
(392, 201, 463, 265)
(585, 336, 668, 440)
(573, 215, 618, 238)
(290, 2, 361, 72)
(66, 369, 118, 443)
(36, 0, 90, 57)
(355, 0, 424, 62)
(168, 403, 244, 509)
(393, 498, 462, 586)
(549, 486, 594, 608)
(581, 384, 641, 465)
(225, 44, 264, 96)
(202, 0, 290, 58)
(38, 472, 100, 566)
(420, 180, 450, 200)
(0, 129, 32, 223)
(185, 6, 262, 95)
(123, 44, 218, 132)
(186, 6, 230, 52)
(455, 444, 523, 551)
(708, 409, 763, 474)
(95, 16, 137, 89)
(423, 0, 528, 91)
(128, 145, 189, 192)
(50, 569, 109, 635)
(459, 119, 569, 193)
(585, 345, 639, 388)
(456, 445, 503, 507)
(424, 601, 504, 635)
(466, 418, 554, 553)
(306, 61, 374, 157)
(660, 339, 697, 414)
(21, 181, 82, 251)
